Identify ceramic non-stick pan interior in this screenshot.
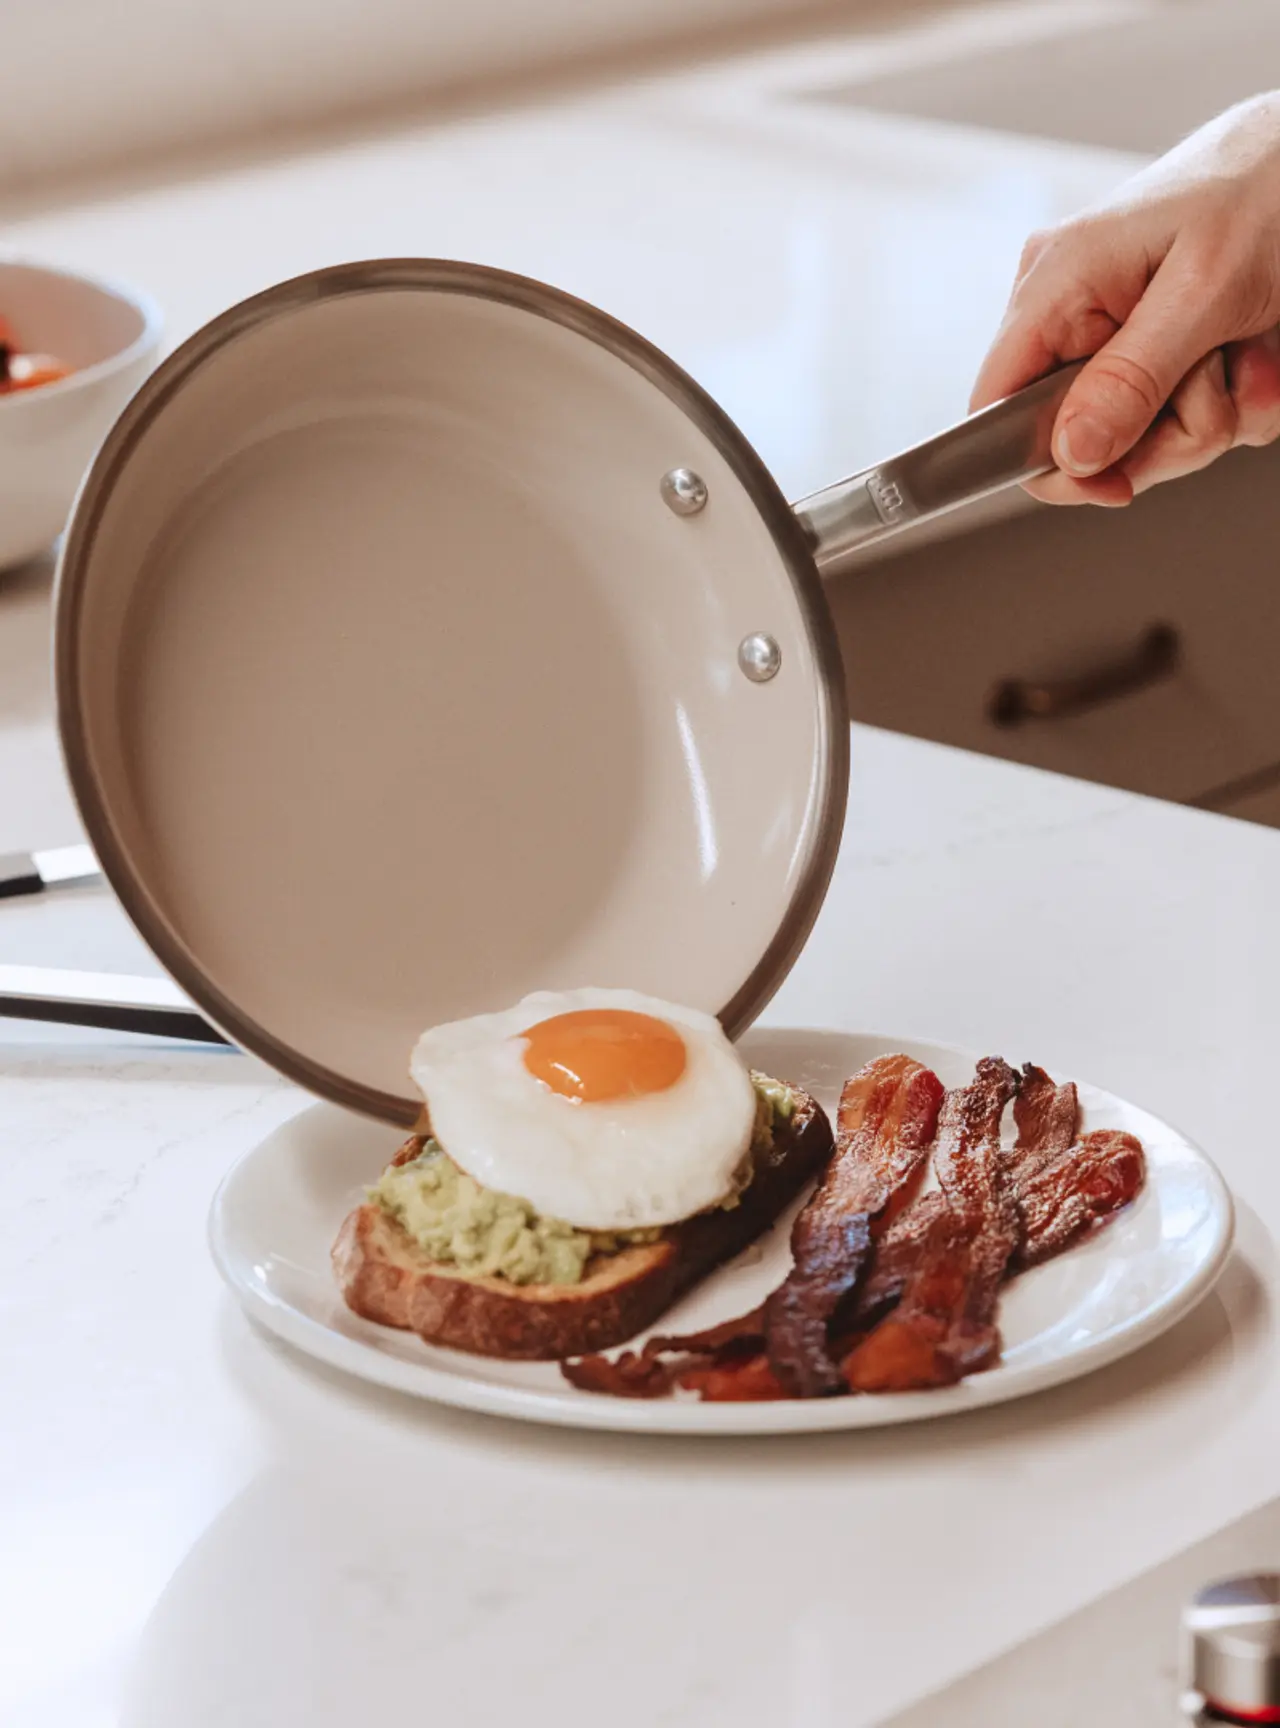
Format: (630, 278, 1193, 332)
(56, 262, 847, 1123)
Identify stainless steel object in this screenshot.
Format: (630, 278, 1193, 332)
(660, 466, 709, 516)
(0, 965, 228, 1044)
(0, 841, 101, 898)
(737, 632, 782, 683)
(795, 359, 1086, 573)
(1183, 1574, 1280, 1723)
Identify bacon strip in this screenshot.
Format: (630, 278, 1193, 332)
(562, 1059, 1147, 1405)
(646, 1308, 765, 1356)
(1011, 1063, 1080, 1175)
(560, 1308, 768, 1399)
(1012, 1129, 1146, 1269)
(840, 1190, 944, 1330)
(847, 1062, 1081, 1325)
(843, 1057, 1020, 1392)
(763, 1055, 945, 1397)
(846, 1136, 1147, 1344)
(677, 1353, 787, 1402)
(560, 1350, 683, 1398)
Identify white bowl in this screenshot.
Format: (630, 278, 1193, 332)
(0, 260, 162, 570)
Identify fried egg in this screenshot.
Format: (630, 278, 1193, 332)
(408, 988, 758, 1231)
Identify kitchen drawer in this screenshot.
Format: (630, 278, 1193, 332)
(1202, 763, 1280, 828)
(827, 441, 1280, 809)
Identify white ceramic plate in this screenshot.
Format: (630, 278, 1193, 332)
(209, 1029, 1235, 1435)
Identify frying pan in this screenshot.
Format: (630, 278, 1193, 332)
(53, 261, 1079, 1124)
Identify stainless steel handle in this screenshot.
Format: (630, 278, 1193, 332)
(0, 965, 230, 1045)
(1183, 1574, 1280, 1723)
(988, 622, 1180, 727)
(794, 360, 1086, 574)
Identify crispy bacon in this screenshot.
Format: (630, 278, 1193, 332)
(763, 1055, 945, 1396)
(561, 1308, 768, 1399)
(1013, 1129, 1146, 1269)
(562, 1057, 1148, 1405)
(847, 1130, 1146, 1346)
(646, 1308, 765, 1356)
(1011, 1063, 1080, 1173)
(839, 1207, 971, 1390)
(678, 1353, 788, 1402)
(840, 1190, 945, 1330)
(843, 1057, 1021, 1392)
(846, 1062, 1081, 1326)
(560, 1350, 682, 1398)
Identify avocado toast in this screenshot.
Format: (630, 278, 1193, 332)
(332, 1076, 834, 1361)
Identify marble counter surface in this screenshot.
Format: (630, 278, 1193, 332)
(3, 709, 1279, 1728)
(2, 16, 1276, 1727)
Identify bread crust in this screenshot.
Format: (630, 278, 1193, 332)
(332, 1088, 833, 1360)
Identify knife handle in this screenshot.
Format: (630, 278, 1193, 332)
(0, 966, 231, 1045)
(0, 995, 231, 1044)
(0, 853, 42, 898)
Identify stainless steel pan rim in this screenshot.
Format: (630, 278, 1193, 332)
(53, 257, 850, 1124)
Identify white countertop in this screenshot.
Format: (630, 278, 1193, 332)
(3, 19, 1277, 1728)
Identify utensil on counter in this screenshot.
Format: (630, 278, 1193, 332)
(0, 842, 101, 898)
(0, 964, 228, 1043)
(53, 260, 1081, 1120)
(1182, 1573, 1280, 1724)
(0, 261, 162, 572)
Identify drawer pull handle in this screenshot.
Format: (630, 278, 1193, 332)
(988, 623, 1180, 727)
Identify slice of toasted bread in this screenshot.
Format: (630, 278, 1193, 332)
(332, 1086, 833, 1361)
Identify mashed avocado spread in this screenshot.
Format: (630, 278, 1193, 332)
(369, 1071, 796, 1287)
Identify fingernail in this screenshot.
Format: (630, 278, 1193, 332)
(1057, 414, 1117, 475)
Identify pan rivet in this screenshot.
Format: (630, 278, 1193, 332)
(738, 633, 782, 683)
(660, 467, 708, 516)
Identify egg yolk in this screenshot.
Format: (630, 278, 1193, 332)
(521, 1008, 687, 1103)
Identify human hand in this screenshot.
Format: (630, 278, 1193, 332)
(971, 93, 1280, 505)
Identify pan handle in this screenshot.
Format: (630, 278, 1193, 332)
(793, 360, 1086, 576)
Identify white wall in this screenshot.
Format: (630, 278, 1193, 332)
(1, 0, 879, 192)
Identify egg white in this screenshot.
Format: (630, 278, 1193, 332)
(408, 988, 758, 1231)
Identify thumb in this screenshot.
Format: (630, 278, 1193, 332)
(1053, 257, 1220, 477)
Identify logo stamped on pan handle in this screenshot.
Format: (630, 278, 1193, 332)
(867, 473, 906, 524)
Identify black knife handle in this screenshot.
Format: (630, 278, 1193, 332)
(0, 991, 233, 1044)
(0, 853, 41, 898)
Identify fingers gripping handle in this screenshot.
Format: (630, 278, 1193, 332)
(794, 360, 1086, 575)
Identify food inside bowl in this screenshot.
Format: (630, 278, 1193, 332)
(0, 313, 71, 393)
(331, 995, 1146, 1397)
